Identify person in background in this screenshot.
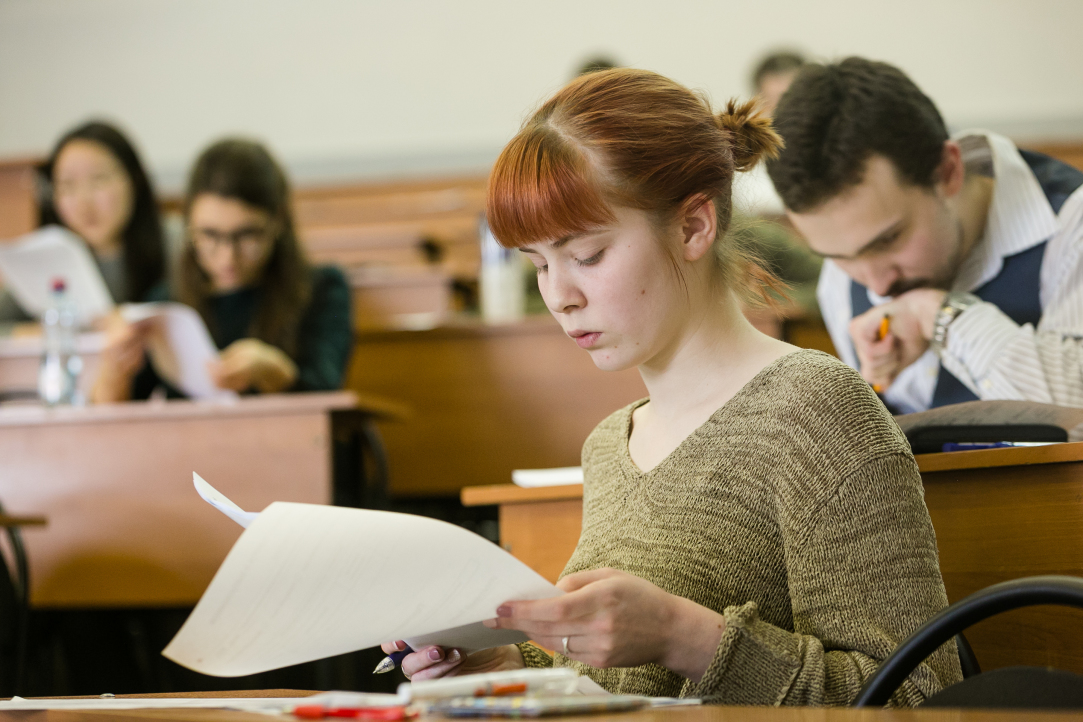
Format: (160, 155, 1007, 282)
(91, 139, 352, 401)
(575, 55, 619, 76)
(768, 57, 1083, 412)
(0, 121, 166, 323)
(384, 68, 960, 705)
(751, 50, 806, 117)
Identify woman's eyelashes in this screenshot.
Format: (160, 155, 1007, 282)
(531, 247, 605, 274)
(576, 249, 605, 267)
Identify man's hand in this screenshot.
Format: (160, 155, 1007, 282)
(850, 288, 946, 391)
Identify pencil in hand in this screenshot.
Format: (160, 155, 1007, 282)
(871, 314, 891, 394)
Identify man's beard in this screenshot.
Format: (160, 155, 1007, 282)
(884, 217, 966, 298)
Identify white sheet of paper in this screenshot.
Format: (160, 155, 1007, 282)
(120, 302, 235, 400)
(0, 225, 114, 325)
(164, 475, 562, 677)
(194, 473, 259, 527)
(512, 466, 584, 487)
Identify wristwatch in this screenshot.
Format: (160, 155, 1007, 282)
(931, 292, 981, 353)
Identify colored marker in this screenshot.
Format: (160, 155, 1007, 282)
(373, 645, 414, 674)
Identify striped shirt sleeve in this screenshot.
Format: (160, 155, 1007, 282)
(939, 190, 1083, 407)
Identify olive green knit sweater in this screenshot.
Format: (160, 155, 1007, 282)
(518, 350, 961, 706)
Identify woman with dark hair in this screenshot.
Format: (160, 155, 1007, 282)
(91, 139, 352, 401)
(0, 121, 166, 320)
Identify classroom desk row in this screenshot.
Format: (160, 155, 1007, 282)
(14, 690, 1075, 721)
(463, 442, 1083, 678)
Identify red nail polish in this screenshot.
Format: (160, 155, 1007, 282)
(497, 605, 511, 617)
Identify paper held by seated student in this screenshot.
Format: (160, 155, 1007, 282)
(163, 474, 562, 677)
(0, 225, 114, 325)
(120, 302, 235, 400)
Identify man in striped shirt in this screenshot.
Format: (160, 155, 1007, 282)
(767, 57, 1083, 413)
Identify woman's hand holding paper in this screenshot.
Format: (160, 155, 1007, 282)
(91, 312, 154, 403)
(483, 568, 726, 682)
(380, 641, 524, 681)
(209, 338, 297, 393)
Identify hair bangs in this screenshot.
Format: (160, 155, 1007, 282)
(486, 124, 614, 248)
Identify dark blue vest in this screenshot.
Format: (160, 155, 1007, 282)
(850, 150, 1083, 408)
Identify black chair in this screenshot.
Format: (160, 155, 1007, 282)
(855, 576, 1083, 708)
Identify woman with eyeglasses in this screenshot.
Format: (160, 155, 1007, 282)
(0, 121, 166, 324)
(91, 139, 352, 401)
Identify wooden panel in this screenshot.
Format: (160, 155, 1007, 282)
(0, 393, 358, 607)
(0, 157, 39, 241)
(292, 176, 487, 228)
(922, 459, 1083, 675)
(348, 317, 646, 497)
(501, 499, 583, 584)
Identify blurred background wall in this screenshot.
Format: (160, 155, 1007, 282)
(2, 0, 1082, 191)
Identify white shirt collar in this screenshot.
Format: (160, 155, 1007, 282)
(952, 130, 1059, 292)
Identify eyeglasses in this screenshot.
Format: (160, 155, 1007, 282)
(190, 225, 274, 257)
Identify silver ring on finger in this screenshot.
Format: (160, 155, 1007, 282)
(562, 636, 570, 656)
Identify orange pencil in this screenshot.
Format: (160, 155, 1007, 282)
(871, 314, 891, 394)
(877, 314, 892, 341)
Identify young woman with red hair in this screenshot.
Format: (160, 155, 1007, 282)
(385, 69, 961, 706)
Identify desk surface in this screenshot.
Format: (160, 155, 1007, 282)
(12, 690, 1077, 721)
(0, 390, 408, 427)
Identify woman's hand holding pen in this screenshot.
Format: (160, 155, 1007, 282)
(379, 641, 524, 681)
(850, 288, 946, 391)
(483, 568, 725, 683)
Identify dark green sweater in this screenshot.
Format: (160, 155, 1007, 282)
(132, 265, 353, 397)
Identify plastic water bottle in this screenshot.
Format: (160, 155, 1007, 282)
(479, 216, 525, 324)
(38, 278, 83, 406)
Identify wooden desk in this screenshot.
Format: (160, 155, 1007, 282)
(11, 691, 1077, 721)
(463, 442, 1083, 676)
(0, 392, 382, 608)
(349, 316, 647, 498)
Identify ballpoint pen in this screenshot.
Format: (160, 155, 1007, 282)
(373, 645, 414, 674)
(871, 313, 891, 394)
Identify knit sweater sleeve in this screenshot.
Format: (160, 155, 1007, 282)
(681, 451, 961, 706)
(517, 642, 555, 668)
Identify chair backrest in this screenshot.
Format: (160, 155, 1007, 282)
(854, 575, 1083, 707)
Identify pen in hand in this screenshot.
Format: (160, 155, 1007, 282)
(374, 644, 414, 674)
(871, 314, 891, 394)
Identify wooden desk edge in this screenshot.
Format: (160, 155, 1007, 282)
(0, 514, 46, 527)
(461, 483, 584, 506)
(0, 390, 411, 427)
(916, 440, 1083, 473)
